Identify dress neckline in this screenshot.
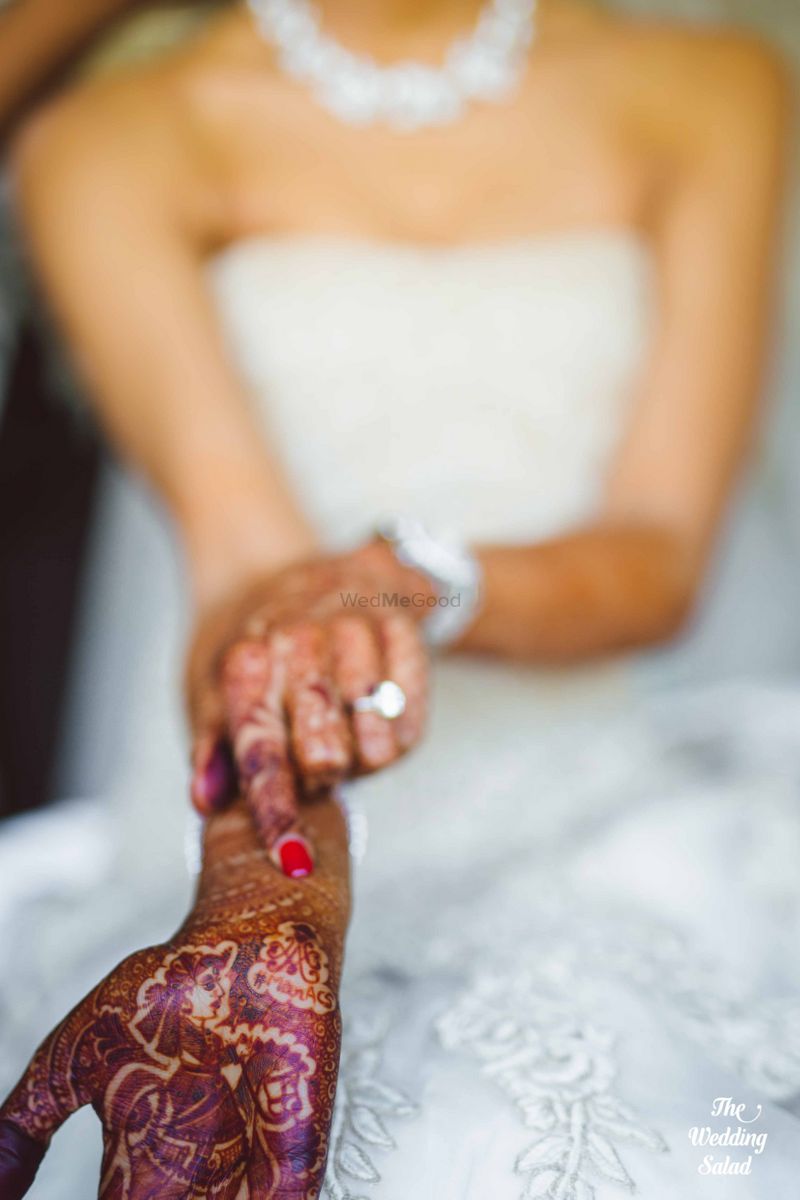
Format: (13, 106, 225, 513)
(212, 225, 651, 267)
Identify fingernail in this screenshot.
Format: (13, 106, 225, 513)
(192, 741, 235, 812)
(275, 834, 314, 878)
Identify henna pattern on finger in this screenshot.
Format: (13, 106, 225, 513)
(330, 616, 397, 772)
(379, 614, 428, 752)
(284, 625, 351, 787)
(223, 641, 299, 845)
(188, 547, 432, 834)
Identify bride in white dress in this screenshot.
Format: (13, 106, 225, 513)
(1, 2, 799, 1198)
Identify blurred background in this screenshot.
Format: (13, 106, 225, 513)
(0, 0, 797, 947)
(0, 0, 798, 828)
(0, 1, 797, 1195)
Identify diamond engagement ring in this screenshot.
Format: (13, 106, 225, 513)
(352, 680, 407, 720)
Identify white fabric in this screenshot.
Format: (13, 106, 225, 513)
(3, 231, 800, 1199)
(208, 232, 651, 547)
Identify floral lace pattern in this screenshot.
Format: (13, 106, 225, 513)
(582, 915, 800, 1104)
(4, 685, 800, 1196)
(323, 991, 417, 1200)
(437, 970, 667, 1200)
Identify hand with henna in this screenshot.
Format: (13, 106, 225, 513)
(0, 795, 350, 1199)
(188, 542, 432, 873)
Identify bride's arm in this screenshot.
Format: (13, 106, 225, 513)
(461, 43, 790, 663)
(12, 71, 318, 605)
(11, 73, 430, 858)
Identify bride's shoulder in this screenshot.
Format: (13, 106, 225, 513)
(592, 9, 792, 150)
(9, 42, 246, 238)
(10, 6, 289, 181)
(11, 66, 195, 189)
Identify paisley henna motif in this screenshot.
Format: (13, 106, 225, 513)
(0, 797, 350, 1199)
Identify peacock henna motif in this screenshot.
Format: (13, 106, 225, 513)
(0, 797, 351, 1200)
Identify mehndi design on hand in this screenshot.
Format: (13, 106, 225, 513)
(0, 797, 350, 1199)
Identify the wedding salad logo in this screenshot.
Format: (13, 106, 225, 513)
(689, 1097, 768, 1177)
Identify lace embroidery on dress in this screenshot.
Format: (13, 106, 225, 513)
(321, 683, 800, 1198)
(579, 915, 800, 1104)
(324, 983, 418, 1200)
(437, 969, 667, 1200)
(451, 898, 800, 1109)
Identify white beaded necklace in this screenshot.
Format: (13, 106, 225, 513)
(247, 0, 538, 131)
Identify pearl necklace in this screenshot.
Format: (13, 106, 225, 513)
(247, 0, 538, 131)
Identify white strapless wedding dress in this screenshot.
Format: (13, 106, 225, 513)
(3, 231, 800, 1199)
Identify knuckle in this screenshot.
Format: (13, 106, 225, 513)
(331, 613, 362, 637)
(220, 640, 272, 690)
(285, 623, 325, 663)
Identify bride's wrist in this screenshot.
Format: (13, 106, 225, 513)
(355, 522, 482, 645)
(348, 539, 436, 614)
(164, 449, 318, 610)
(182, 501, 318, 612)
(189, 537, 315, 614)
(188, 800, 350, 941)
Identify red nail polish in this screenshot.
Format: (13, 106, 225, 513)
(277, 836, 313, 878)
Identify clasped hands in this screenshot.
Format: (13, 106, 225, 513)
(0, 542, 431, 1199)
(188, 540, 432, 872)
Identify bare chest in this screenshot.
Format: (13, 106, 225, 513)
(203, 61, 647, 245)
